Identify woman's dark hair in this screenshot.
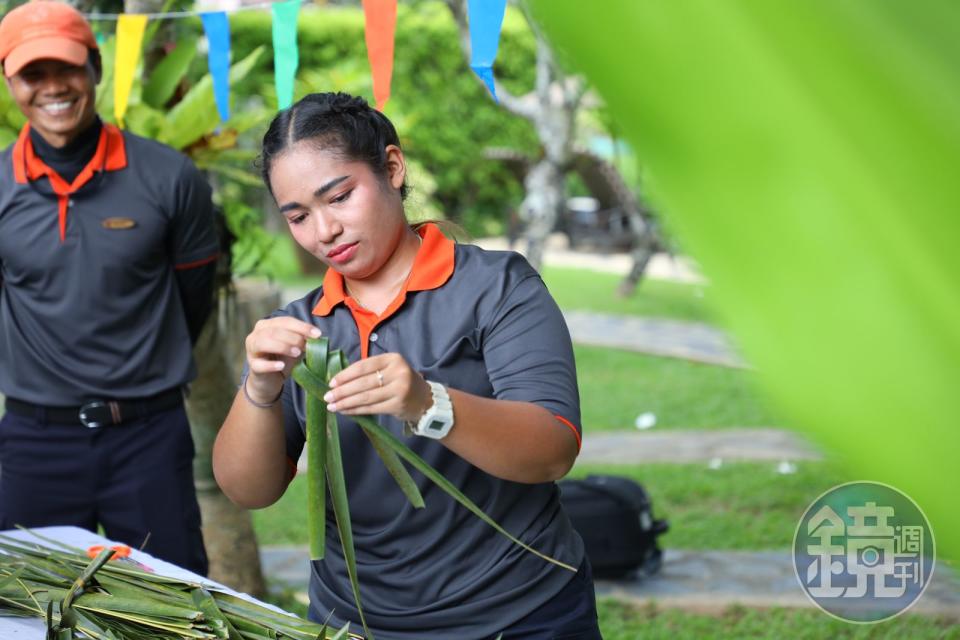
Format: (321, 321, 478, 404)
(259, 92, 408, 200)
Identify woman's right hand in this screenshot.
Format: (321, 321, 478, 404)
(244, 317, 322, 404)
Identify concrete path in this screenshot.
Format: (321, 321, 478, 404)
(597, 550, 960, 619)
(563, 310, 744, 368)
(474, 235, 706, 284)
(578, 428, 820, 465)
(259, 546, 960, 620)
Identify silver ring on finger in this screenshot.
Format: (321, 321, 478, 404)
(376, 369, 384, 387)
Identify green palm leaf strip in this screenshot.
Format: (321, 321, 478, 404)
(358, 426, 425, 509)
(305, 338, 329, 561)
(321, 352, 371, 639)
(0, 532, 360, 639)
(352, 426, 425, 509)
(56, 547, 114, 634)
(294, 358, 424, 512)
(348, 412, 576, 572)
(191, 587, 242, 640)
(291, 337, 575, 635)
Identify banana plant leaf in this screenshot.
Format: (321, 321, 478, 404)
(160, 46, 266, 150)
(142, 37, 198, 109)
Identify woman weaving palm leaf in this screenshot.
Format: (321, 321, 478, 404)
(213, 92, 600, 639)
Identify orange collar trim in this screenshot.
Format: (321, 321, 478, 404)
(12, 122, 128, 186)
(312, 222, 455, 317)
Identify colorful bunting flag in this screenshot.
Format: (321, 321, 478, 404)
(201, 11, 231, 123)
(361, 0, 397, 111)
(114, 14, 148, 126)
(467, 0, 507, 101)
(94, 1, 519, 118)
(271, 0, 300, 110)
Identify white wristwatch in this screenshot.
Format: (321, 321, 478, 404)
(405, 381, 454, 439)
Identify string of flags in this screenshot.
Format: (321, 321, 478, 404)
(82, 0, 507, 126)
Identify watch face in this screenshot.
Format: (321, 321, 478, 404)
(427, 419, 446, 432)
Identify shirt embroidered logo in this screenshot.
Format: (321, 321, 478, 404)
(101, 217, 137, 230)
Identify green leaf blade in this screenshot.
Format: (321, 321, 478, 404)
(160, 45, 265, 149)
(142, 37, 197, 109)
(353, 414, 575, 573)
(306, 389, 327, 561)
(324, 410, 371, 640)
(358, 426, 425, 509)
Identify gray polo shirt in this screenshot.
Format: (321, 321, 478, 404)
(0, 124, 218, 405)
(275, 224, 585, 639)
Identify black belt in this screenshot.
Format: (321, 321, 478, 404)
(4, 389, 184, 428)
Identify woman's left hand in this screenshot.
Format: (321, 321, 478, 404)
(323, 353, 432, 422)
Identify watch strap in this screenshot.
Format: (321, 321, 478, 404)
(410, 381, 454, 439)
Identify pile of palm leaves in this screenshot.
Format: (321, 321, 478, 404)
(292, 338, 575, 638)
(0, 531, 357, 639)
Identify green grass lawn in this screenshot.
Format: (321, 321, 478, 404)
(597, 601, 959, 640)
(541, 266, 781, 430)
(252, 460, 848, 551)
(541, 265, 716, 324)
(571, 461, 850, 550)
(575, 345, 781, 430)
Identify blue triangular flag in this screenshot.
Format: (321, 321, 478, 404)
(467, 0, 507, 102)
(201, 11, 231, 122)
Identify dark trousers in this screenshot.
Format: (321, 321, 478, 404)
(0, 404, 208, 575)
(498, 558, 603, 639)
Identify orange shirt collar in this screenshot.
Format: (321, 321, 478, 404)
(312, 222, 455, 317)
(12, 122, 128, 186)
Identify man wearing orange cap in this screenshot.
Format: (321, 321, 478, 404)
(0, 1, 217, 576)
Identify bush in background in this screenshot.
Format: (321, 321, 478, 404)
(230, 2, 540, 237)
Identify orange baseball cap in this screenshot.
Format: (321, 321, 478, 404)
(0, 1, 98, 78)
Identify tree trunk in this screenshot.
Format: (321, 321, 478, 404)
(186, 279, 282, 598)
(614, 201, 656, 296)
(519, 160, 564, 270)
(444, 0, 583, 271)
(114, 0, 271, 594)
(618, 244, 656, 297)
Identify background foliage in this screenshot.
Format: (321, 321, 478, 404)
(229, 3, 540, 237)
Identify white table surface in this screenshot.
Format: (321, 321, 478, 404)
(0, 525, 278, 637)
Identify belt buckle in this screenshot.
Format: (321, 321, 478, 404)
(78, 401, 111, 429)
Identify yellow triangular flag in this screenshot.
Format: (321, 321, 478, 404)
(114, 14, 148, 127)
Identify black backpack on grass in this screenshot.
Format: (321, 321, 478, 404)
(558, 474, 668, 579)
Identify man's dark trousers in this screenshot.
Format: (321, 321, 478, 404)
(0, 404, 208, 575)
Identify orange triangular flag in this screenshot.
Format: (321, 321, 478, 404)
(361, 0, 397, 111)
